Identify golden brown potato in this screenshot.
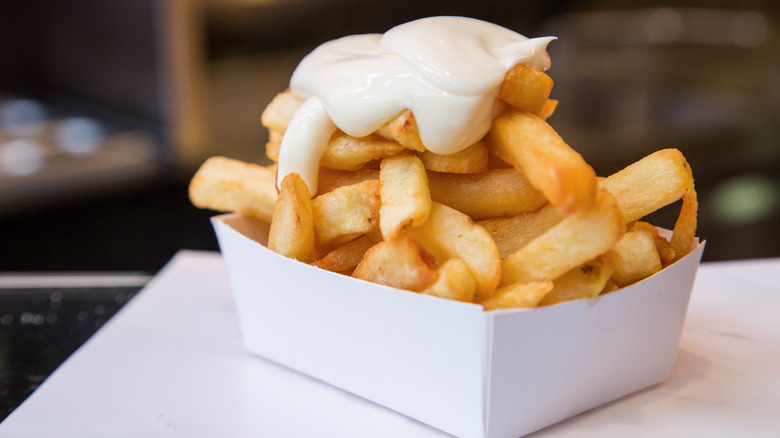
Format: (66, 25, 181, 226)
(418, 140, 489, 174)
(498, 64, 554, 115)
(379, 152, 431, 239)
(539, 255, 616, 306)
(268, 173, 316, 262)
(409, 202, 501, 301)
(427, 168, 547, 220)
(421, 258, 477, 303)
(479, 281, 554, 311)
(312, 180, 381, 246)
(500, 189, 625, 285)
(352, 233, 438, 292)
(313, 234, 379, 274)
(189, 156, 277, 222)
(321, 133, 405, 170)
(487, 109, 597, 214)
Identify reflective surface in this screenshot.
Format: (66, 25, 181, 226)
(0, 277, 148, 420)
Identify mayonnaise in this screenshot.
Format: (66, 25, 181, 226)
(277, 16, 555, 194)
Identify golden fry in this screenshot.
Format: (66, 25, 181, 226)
(379, 152, 432, 239)
(189, 156, 277, 222)
(312, 180, 381, 246)
(610, 226, 663, 287)
(488, 109, 597, 213)
(599, 148, 694, 223)
(409, 202, 501, 301)
(427, 168, 547, 220)
(353, 233, 438, 292)
(477, 204, 564, 259)
(500, 189, 625, 285)
(375, 109, 426, 152)
(418, 140, 489, 174)
(498, 64, 554, 115)
(317, 167, 379, 195)
(313, 234, 379, 274)
(421, 258, 477, 303)
(268, 173, 316, 262)
(480, 281, 554, 311)
(539, 255, 616, 306)
(260, 91, 303, 133)
(321, 133, 405, 170)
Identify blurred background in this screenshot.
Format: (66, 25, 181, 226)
(1, 0, 779, 272)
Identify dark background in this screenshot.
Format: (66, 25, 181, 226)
(1, 0, 779, 274)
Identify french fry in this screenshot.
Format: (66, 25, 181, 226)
(321, 133, 405, 170)
(479, 281, 554, 311)
(487, 109, 597, 213)
(630, 221, 676, 266)
(599, 148, 694, 223)
(610, 226, 663, 287)
(313, 234, 379, 274)
(418, 140, 489, 173)
(317, 167, 379, 195)
(189, 156, 278, 222)
(375, 109, 426, 152)
(670, 189, 698, 261)
(312, 180, 381, 246)
(409, 202, 501, 301)
(352, 232, 438, 292)
(260, 91, 303, 133)
(427, 168, 547, 220)
(539, 255, 616, 306)
(421, 258, 477, 303)
(538, 99, 558, 121)
(500, 189, 625, 286)
(265, 130, 283, 162)
(379, 152, 431, 239)
(268, 173, 316, 262)
(498, 64, 554, 115)
(477, 204, 564, 259)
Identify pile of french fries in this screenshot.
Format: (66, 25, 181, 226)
(190, 63, 698, 310)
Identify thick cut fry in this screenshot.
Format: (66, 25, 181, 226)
(488, 109, 597, 213)
(312, 180, 381, 246)
(498, 64, 554, 115)
(418, 140, 489, 174)
(317, 167, 379, 195)
(500, 189, 625, 286)
(375, 109, 426, 152)
(611, 226, 663, 287)
(480, 281, 554, 311)
(421, 258, 477, 303)
(538, 99, 558, 121)
(379, 152, 431, 239)
(539, 255, 617, 306)
(599, 148, 694, 223)
(670, 189, 698, 261)
(321, 133, 405, 170)
(260, 91, 303, 133)
(265, 130, 283, 161)
(268, 173, 315, 262)
(313, 234, 378, 274)
(409, 202, 501, 301)
(427, 168, 547, 220)
(189, 156, 277, 222)
(353, 233, 438, 292)
(631, 221, 676, 266)
(478, 204, 564, 259)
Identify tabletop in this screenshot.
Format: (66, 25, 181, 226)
(1, 251, 778, 437)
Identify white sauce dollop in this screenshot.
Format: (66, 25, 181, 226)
(277, 16, 555, 194)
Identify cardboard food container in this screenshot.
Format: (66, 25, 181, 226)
(212, 212, 705, 438)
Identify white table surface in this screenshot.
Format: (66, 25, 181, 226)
(2, 251, 779, 437)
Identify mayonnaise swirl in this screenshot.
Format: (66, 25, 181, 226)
(277, 16, 555, 194)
